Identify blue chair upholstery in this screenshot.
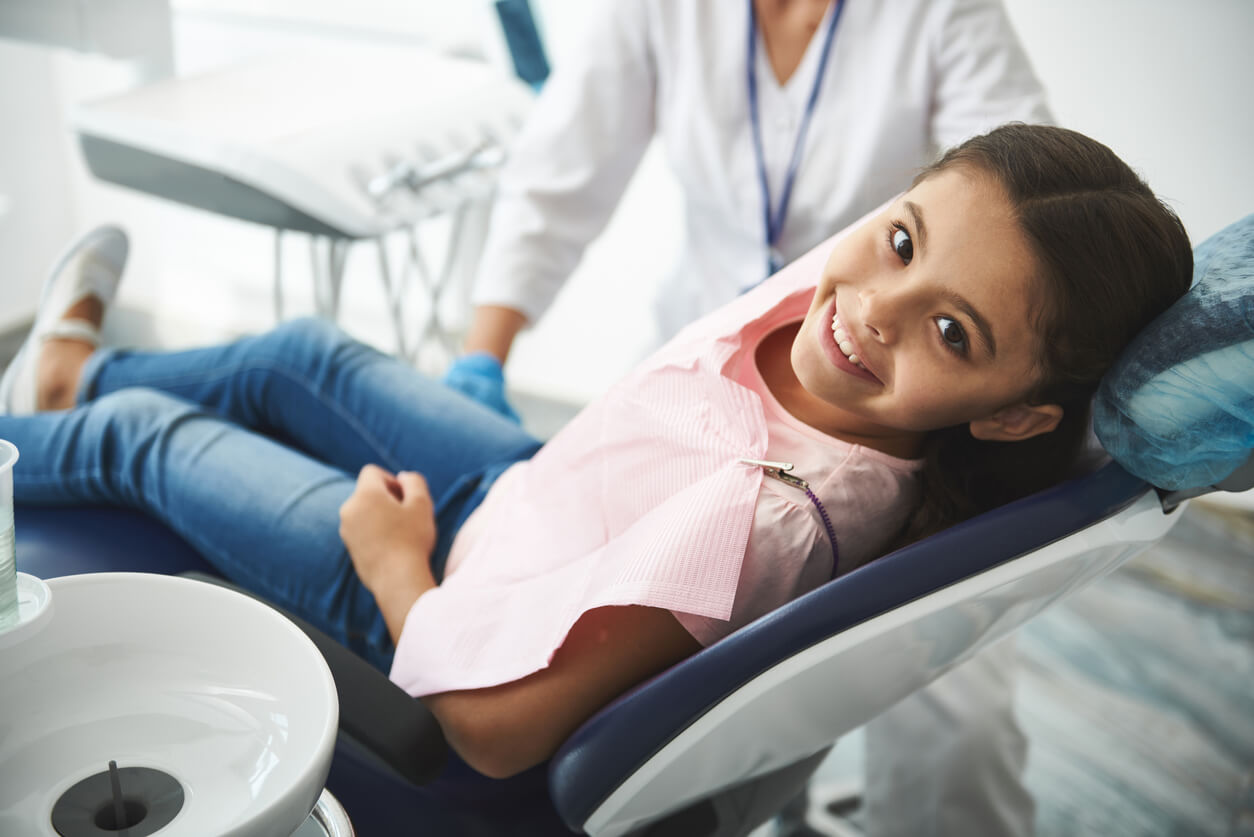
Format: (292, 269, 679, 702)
(15, 506, 212, 578)
(1095, 213, 1254, 493)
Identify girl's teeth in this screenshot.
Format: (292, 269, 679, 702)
(830, 313, 866, 369)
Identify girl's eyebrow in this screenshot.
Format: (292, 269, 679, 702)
(904, 200, 928, 253)
(905, 198, 996, 358)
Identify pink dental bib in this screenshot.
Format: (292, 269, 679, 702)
(390, 239, 843, 696)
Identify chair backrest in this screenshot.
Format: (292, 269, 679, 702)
(551, 462, 1166, 834)
(549, 214, 1254, 835)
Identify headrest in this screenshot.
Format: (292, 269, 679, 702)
(1093, 214, 1254, 492)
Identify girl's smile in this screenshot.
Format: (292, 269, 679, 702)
(820, 297, 881, 384)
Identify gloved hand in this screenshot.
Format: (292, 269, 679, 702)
(442, 352, 522, 424)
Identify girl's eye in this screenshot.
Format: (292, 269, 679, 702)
(890, 226, 913, 265)
(936, 316, 968, 355)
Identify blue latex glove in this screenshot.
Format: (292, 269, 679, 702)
(442, 352, 522, 424)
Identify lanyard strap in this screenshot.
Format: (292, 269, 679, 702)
(746, 0, 845, 284)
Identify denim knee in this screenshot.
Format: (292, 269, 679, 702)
(54, 388, 205, 504)
(265, 317, 378, 379)
(92, 387, 198, 423)
(270, 316, 357, 354)
(87, 388, 203, 445)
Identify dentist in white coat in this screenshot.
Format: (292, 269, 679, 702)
(448, 1, 1049, 834)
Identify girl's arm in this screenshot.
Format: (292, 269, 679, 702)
(339, 466, 438, 642)
(423, 603, 700, 779)
(340, 465, 702, 779)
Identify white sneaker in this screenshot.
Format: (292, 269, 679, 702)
(0, 225, 129, 415)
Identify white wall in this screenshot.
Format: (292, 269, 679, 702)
(0, 41, 85, 333)
(1, 0, 1252, 398)
(1003, 0, 1253, 246)
(0, 0, 171, 333)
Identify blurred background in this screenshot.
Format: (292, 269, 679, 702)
(2, 0, 1253, 414)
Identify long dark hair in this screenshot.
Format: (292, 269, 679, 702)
(896, 123, 1193, 546)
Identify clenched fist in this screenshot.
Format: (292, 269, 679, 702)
(339, 464, 438, 642)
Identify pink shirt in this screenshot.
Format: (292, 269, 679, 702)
(390, 236, 920, 697)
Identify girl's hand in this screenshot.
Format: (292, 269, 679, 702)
(339, 465, 438, 641)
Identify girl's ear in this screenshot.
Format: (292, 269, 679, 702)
(968, 403, 1063, 442)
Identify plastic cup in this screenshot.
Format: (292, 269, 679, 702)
(0, 440, 18, 629)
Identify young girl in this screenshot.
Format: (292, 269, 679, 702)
(0, 124, 1192, 779)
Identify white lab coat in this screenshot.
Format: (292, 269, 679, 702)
(474, 1, 1050, 834)
(473, 0, 1051, 342)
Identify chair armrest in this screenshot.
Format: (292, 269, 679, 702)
(180, 572, 449, 786)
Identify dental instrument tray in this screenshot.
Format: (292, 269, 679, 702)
(71, 44, 535, 239)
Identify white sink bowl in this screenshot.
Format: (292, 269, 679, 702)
(0, 573, 339, 836)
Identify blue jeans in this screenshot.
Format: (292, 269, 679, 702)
(0, 318, 542, 669)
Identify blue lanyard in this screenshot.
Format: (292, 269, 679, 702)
(746, 0, 845, 285)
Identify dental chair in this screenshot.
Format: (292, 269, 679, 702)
(14, 214, 1254, 835)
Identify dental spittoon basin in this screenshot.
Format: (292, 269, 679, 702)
(0, 572, 339, 836)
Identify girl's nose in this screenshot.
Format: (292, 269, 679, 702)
(858, 285, 903, 343)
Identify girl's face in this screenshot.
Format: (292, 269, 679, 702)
(789, 167, 1063, 457)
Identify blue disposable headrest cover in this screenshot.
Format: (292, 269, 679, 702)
(1093, 214, 1254, 490)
